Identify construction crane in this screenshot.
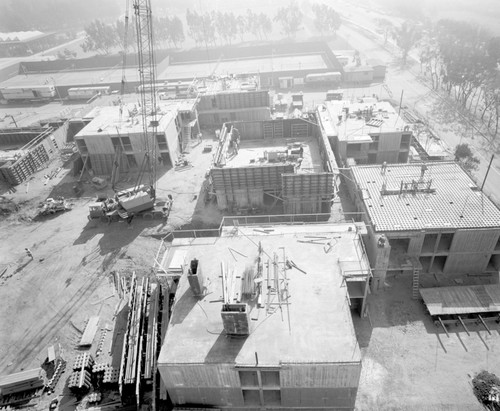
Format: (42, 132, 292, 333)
(88, 0, 169, 223)
(120, 0, 131, 96)
(133, 0, 158, 198)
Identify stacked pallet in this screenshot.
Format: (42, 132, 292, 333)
(93, 363, 120, 384)
(68, 353, 94, 395)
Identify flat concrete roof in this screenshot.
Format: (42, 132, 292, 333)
(158, 54, 328, 80)
(351, 162, 500, 232)
(75, 100, 192, 138)
(158, 223, 364, 366)
(1, 67, 139, 88)
(222, 137, 323, 172)
(322, 100, 407, 142)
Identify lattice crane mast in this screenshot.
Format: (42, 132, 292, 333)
(133, 0, 158, 199)
(120, 0, 130, 96)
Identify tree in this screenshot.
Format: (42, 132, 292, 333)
(81, 20, 119, 55)
(472, 371, 500, 410)
(455, 143, 480, 172)
(274, 1, 303, 39)
(392, 21, 421, 64)
(259, 13, 272, 39)
(236, 14, 249, 42)
(312, 4, 341, 37)
(186, 9, 203, 46)
(167, 16, 185, 48)
(115, 17, 136, 53)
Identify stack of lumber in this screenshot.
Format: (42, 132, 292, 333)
(0, 368, 44, 396)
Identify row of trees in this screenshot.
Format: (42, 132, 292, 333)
(81, 16, 184, 55)
(81, 2, 342, 54)
(185, 9, 272, 47)
(418, 20, 500, 136)
(375, 17, 500, 137)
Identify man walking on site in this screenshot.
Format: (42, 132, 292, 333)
(25, 248, 33, 259)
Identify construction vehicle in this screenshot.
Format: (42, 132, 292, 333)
(38, 197, 72, 217)
(87, 0, 172, 224)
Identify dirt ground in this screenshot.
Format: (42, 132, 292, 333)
(353, 274, 500, 411)
(0, 133, 218, 409)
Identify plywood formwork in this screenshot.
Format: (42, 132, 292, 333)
(0, 124, 67, 185)
(211, 165, 294, 191)
(197, 90, 269, 111)
(282, 172, 334, 214)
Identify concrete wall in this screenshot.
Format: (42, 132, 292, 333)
(198, 108, 270, 128)
(77, 120, 178, 175)
(282, 173, 334, 214)
(160, 362, 361, 410)
(230, 118, 317, 141)
(167, 42, 342, 68)
(211, 165, 294, 210)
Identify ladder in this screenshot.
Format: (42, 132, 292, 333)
(412, 264, 420, 299)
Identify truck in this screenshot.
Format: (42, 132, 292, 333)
(88, 185, 172, 223)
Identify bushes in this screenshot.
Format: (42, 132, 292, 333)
(472, 370, 500, 410)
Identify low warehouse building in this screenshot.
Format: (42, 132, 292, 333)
(345, 162, 500, 293)
(157, 222, 369, 410)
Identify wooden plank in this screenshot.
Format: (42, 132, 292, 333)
(478, 315, 492, 335)
(79, 316, 100, 346)
(437, 316, 449, 337)
(457, 316, 470, 336)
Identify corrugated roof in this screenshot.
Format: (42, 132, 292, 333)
(420, 284, 500, 316)
(351, 162, 500, 231)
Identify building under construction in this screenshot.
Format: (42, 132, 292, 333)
(196, 79, 270, 128)
(317, 99, 412, 166)
(0, 122, 68, 185)
(74, 100, 199, 175)
(210, 117, 339, 214)
(345, 162, 500, 295)
(157, 221, 370, 410)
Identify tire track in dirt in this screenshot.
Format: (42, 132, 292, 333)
(0, 266, 104, 373)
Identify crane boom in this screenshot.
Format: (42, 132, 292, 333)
(120, 0, 130, 96)
(133, 0, 158, 198)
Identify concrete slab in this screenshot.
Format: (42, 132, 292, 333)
(159, 223, 366, 367)
(224, 137, 324, 172)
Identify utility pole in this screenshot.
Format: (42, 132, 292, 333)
(481, 154, 495, 191)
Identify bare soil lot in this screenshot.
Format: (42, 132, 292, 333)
(354, 274, 500, 411)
